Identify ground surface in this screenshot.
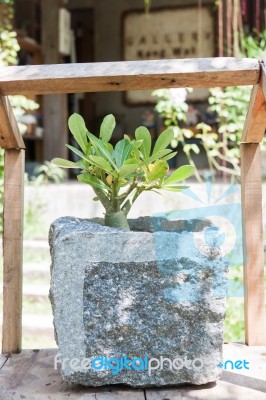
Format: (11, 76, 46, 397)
(0, 344, 265, 400)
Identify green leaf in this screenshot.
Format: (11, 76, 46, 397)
(146, 148, 173, 164)
(51, 158, 78, 168)
(164, 165, 195, 185)
(161, 185, 189, 192)
(135, 126, 151, 159)
(87, 132, 117, 170)
(77, 173, 110, 191)
(161, 151, 177, 161)
(133, 139, 143, 149)
(124, 158, 139, 165)
(105, 142, 114, 154)
(119, 164, 138, 178)
(114, 139, 134, 168)
(147, 160, 169, 182)
(153, 128, 174, 155)
(100, 114, 116, 142)
(68, 113, 88, 153)
(76, 160, 85, 169)
(89, 155, 113, 173)
(85, 143, 92, 158)
(66, 144, 90, 162)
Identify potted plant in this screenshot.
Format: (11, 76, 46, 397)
(50, 114, 228, 387)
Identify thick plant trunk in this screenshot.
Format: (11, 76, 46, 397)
(104, 211, 130, 230)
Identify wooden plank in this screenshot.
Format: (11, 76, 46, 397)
(260, 59, 266, 99)
(240, 143, 266, 345)
(0, 96, 25, 149)
(0, 349, 145, 399)
(146, 383, 266, 400)
(0, 347, 265, 400)
(2, 149, 25, 354)
(0, 58, 260, 95)
(241, 85, 266, 143)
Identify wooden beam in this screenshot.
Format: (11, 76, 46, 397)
(2, 149, 25, 354)
(241, 143, 266, 345)
(241, 85, 266, 143)
(0, 58, 260, 95)
(0, 96, 25, 149)
(260, 59, 266, 99)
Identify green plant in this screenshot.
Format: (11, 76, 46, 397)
(199, 30, 266, 181)
(153, 88, 202, 182)
(33, 161, 66, 184)
(196, 85, 251, 182)
(52, 113, 194, 230)
(154, 31, 266, 182)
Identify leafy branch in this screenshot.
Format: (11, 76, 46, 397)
(52, 113, 194, 230)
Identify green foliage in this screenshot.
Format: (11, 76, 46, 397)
(154, 31, 266, 182)
(241, 30, 266, 58)
(52, 113, 195, 229)
(0, 30, 19, 65)
(224, 297, 244, 342)
(195, 86, 251, 181)
(153, 88, 202, 182)
(33, 161, 67, 184)
(199, 30, 266, 181)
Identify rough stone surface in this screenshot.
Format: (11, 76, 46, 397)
(49, 216, 229, 387)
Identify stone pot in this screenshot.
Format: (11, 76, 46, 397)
(49, 216, 228, 387)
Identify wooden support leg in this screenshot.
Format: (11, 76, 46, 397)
(241, 143, 266, 345)
(2, 149, 25, 354)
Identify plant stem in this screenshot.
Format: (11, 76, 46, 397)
(105, 210, 130, 230)
(94, 185, 130, 230)
(93, 187, 111, 211)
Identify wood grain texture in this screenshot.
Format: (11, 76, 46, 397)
(261, 60, 266, 99)
(146, 384, 266, 400)
(2, 149, 25, 354)
(241, 85, 266, 143)
(0, 96, 25, 149)
(0, 347, 265, 399)
(0, 58, 260, 95)
(240, 143, 266, 345)
(0, 349, 145, 399)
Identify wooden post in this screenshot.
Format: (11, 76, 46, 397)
(41, 0, 68, 161)
(2, 149, 25, 354)
(0, 96, 25, 149)
(241, 143, 266, 345)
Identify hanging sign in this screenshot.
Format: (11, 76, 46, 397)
(123, 6, 215, 104)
